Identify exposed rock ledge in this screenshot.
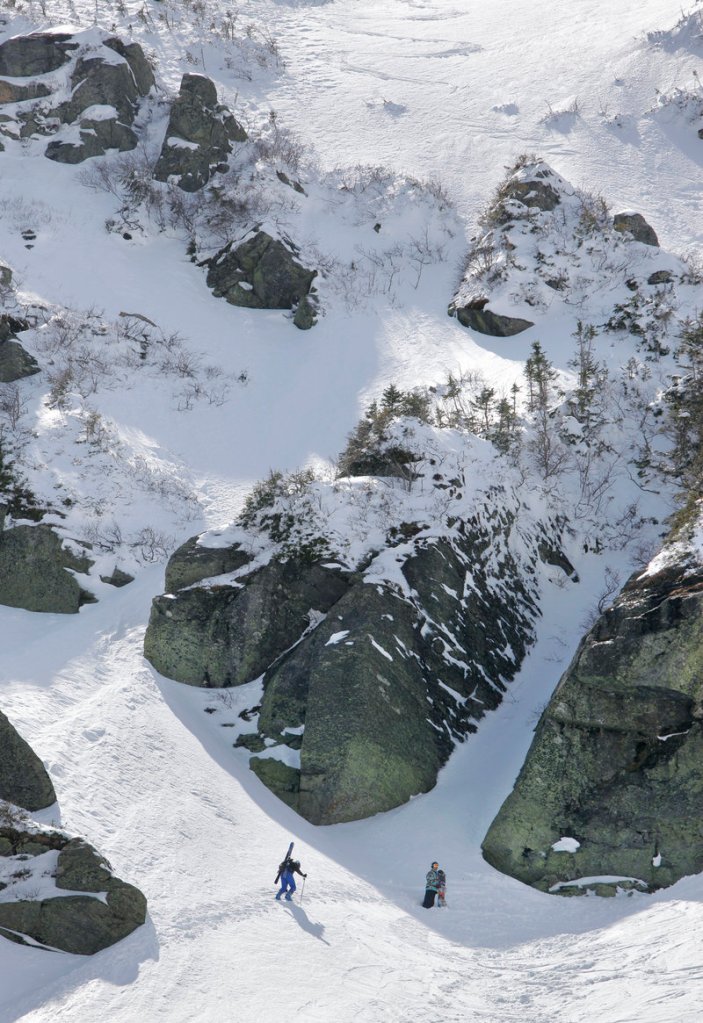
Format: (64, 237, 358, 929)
(483, 548, 703, 895)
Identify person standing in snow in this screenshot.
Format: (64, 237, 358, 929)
(275, 854, 307, 901)
(422, 861, 441, 908)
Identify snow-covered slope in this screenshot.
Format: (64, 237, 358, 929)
(0, 0, 702, 1020)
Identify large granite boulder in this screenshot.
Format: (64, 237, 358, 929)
(8, 32, 155, 164)
(205, 231, 317, 319)
(0, 32, 77, 77)
(613, 212, 659, 247)
(0, 339, 40, 382)
(144, 552, 351, 686)
(58, 49, 149, 125)
(0, 525, 94, 613)
(453, 299, 534, 337)
(146, 503, 548, 823)
(0, 710, 55, 810)
(0, 834, 146, 953)
(154, 73, 246, 192)
(164, 533, 253, 592)
(482, 553, 703, 895)
(46, 114, 138, 165)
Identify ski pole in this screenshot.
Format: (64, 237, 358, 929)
(300, 875, 306, 905)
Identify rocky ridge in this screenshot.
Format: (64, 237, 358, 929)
(144, 416, 576, 825)
(449, 158, 686, 342)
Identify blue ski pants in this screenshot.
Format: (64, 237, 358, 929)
(277, 871, 296, 898)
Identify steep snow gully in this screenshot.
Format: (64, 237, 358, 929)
(0, 0, 702, 1020)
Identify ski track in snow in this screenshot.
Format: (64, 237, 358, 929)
(0, 0, 702, 1020)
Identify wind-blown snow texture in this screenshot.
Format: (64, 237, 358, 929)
(1, 0, 703, 1020)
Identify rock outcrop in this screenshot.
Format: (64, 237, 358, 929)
(0, 710, 55, 811)
(482, 550, 703, 895)
(0, 717, 146, 953)
(144, 552, 351, 687)
(0, 30, 153, 163)
(144, 491, 559, 823)
(0, 32, 77, 77)
(205, 231, 318, 325)
(0, 340, 39, 382)
(0, 829, 147, 953)
(454, 299, 534, 337)
(0, 525, 95, 613)
(613, 212, 659, 247)
(46, 36, 154, 163)
(450, 159, 670, 340)
(0, 314, 40, 381)
(154, 73, 246, 192)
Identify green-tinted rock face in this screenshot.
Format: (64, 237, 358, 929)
(164, 535, 252, 593)
(255, 531, 539, 824)
(55, 838, 113, 891)
(62, 56, 140, 125)
(505, 176, 561, 212)
(293, 294, 318, 330)
(206, 232, 317, 312)
(0, 828, 147, 954)
(288, 584, 444, 824)
(154, 73, 246, 192)
(28, 35, 153, 165)
(249, 758, 300, 810)
(46, 115, 138, 164)
(482, 557, 703, 895)
(0, 339, 40, 382)
(0, 709, 55, 810)
(0, 884, 146, 954)
(144, 555, 351, 686)
(146, 505, 547, 822)
(0, 525, 94, 613)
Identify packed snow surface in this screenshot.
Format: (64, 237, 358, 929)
(0, 0, 702, 1020)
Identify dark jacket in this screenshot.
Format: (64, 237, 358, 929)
(275, 858, 306, 883)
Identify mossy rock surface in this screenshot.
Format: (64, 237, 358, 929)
(154, 73, 246, 192)
(0, 525, 94, 613)
(146, 511, 547, 823)
(483, 558, 703, 894)
(0, 709, 55, 810)
(164, 535, 252, 592)
(144, 556, 351, 686)
(0, 883, 146, 954)
(206, 232, 317, 312)
(249, 758, 300, 810)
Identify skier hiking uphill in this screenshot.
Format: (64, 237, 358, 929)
(275, 854, 306, 901)
(422, 861, 443, 908)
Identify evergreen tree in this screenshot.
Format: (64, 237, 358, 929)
(524, 341, 558, 413)
(564, 321, 605, 429)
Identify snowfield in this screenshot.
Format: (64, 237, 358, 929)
(0, 0, 702, 1020)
